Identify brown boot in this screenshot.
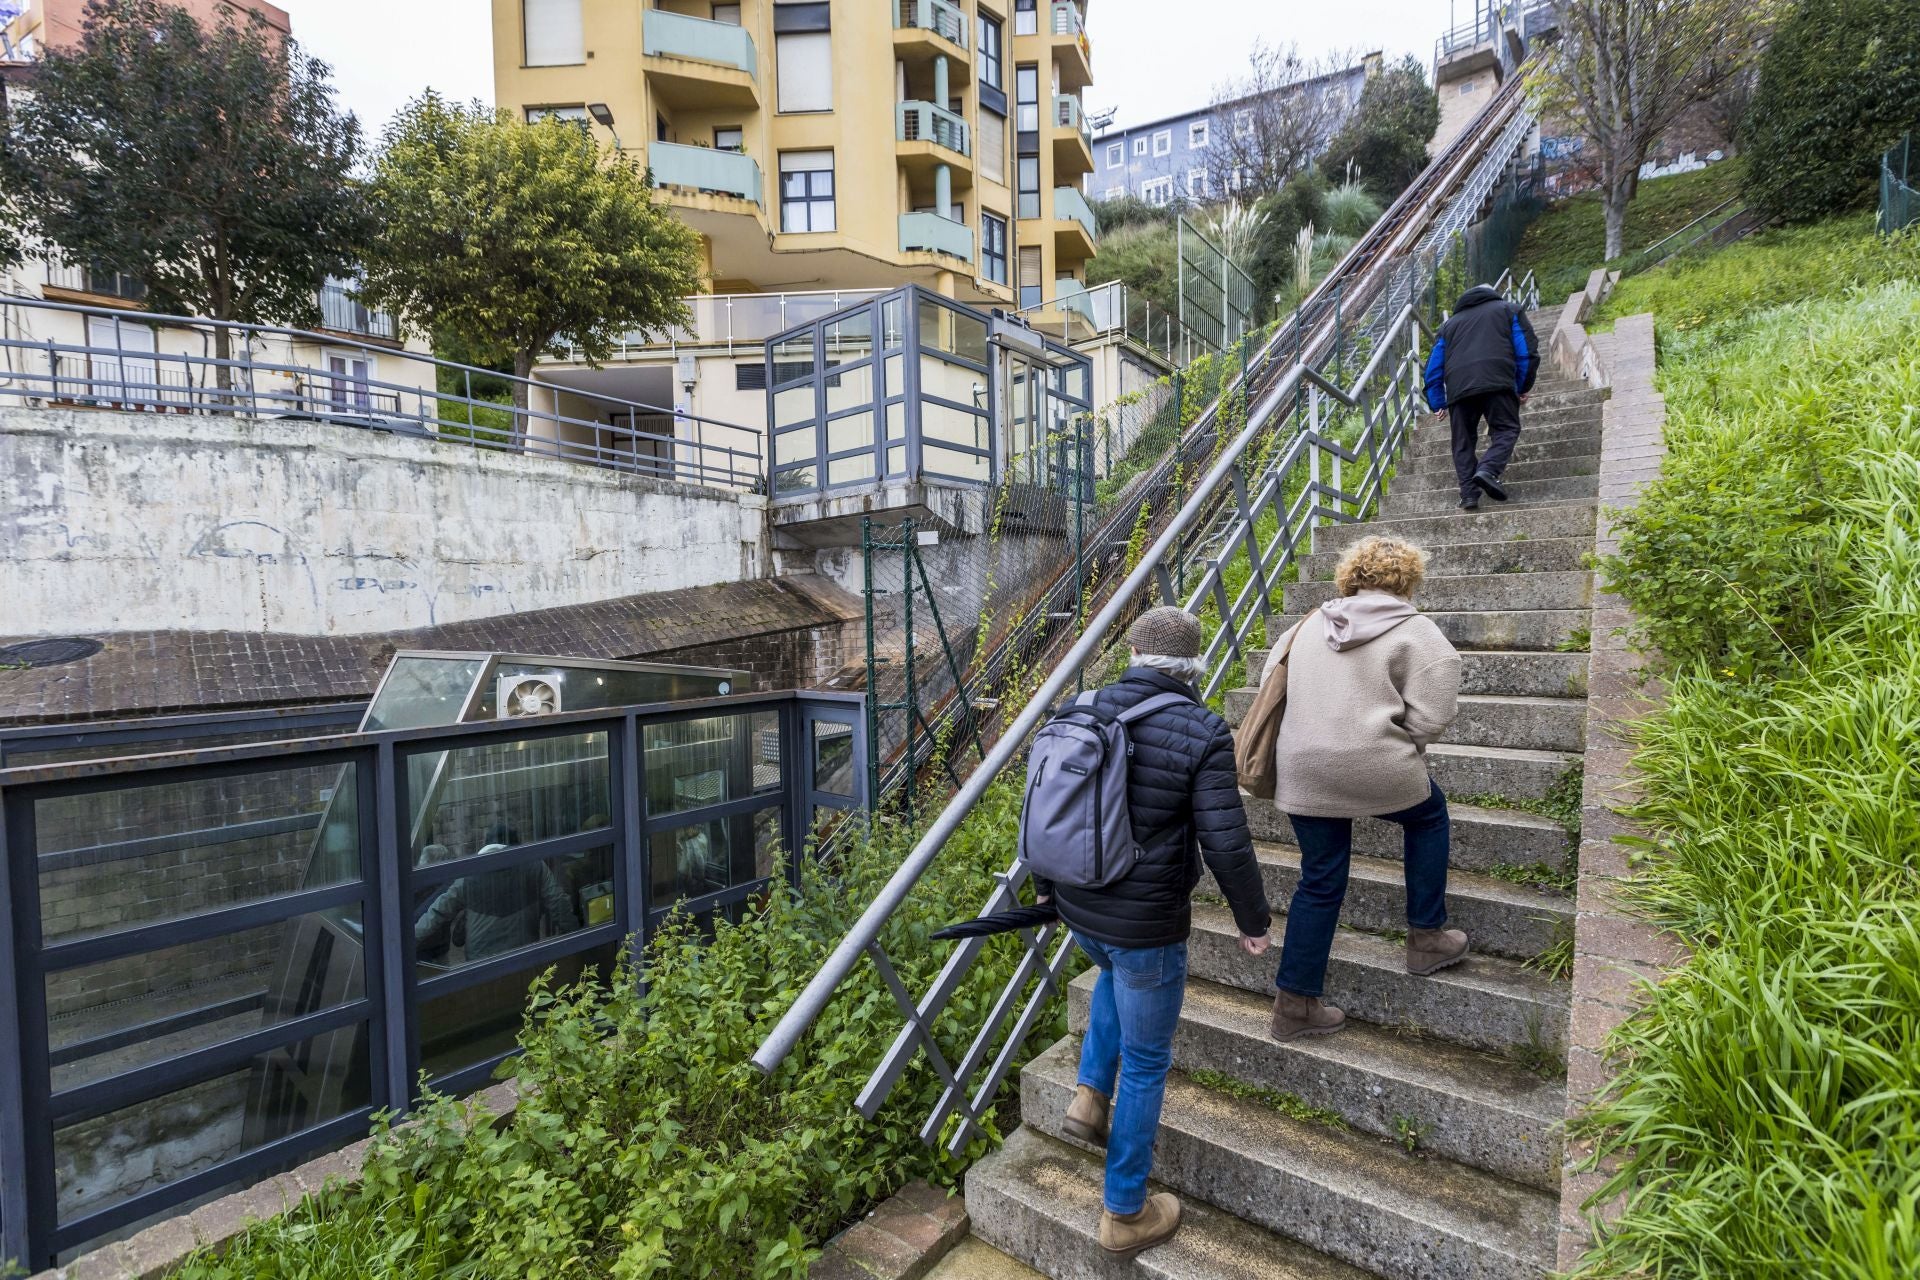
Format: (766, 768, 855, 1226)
(1407, 927, 1470, 975)
(1098, 1192, 1182, 1258)
(1061, 1083, 1110, 1147)
(1270, 990, 1345, 1040)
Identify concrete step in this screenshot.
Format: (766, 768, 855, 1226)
(1285, 570, 1594, 614)
(965, 1125, 1372, 1280)
(1022, 1041, 1558, 1280)
(1268, 609, 1589, 652)
(1316, 502, 1597, 553)
(1301, 535, 1591, 582)
(1242, 843, 1573, 961)
(1402, 452, 1601, 488)
(1408, 429, 1607, 464)
(1236, 647, 1589, 700)
(1430, 741, 1580, 802)
(1187, 902, 1569, 1057)
(1067, 974, 1566, 1189)
(1447, 693, 1588, 753)
(1243, 798, 1574, 874)
(1383, 476, 1601, 518)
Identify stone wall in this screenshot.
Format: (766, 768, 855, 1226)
(1, 406, 770, 637)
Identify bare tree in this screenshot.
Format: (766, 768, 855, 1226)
(1203, 43, 1358, 202)
(1542, 0, 1778, 258)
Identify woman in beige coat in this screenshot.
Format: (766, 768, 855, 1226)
(1262, 535, 1468, 1041)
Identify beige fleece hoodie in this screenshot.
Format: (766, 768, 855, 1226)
(1262, 589, 1461, 819)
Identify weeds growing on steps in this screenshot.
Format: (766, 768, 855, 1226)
(1188, 1068, 1350, 1131)
(1568, 224, 1920, 1277)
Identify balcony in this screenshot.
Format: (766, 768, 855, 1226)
(41, 258, 146, 306)
(898, 211, 974, 263)
(318, 279, 397, 342)
(643, 9, 758, 109)
(1049, 1, 1092, 89)
(893, 0, 970, 65)
(1052, 94, 1094, 176)
(897, 100, 973, 191)
(897, 101, 970, 156)
(648, 141, 762, 208)
(1052, 185, 1098, 260)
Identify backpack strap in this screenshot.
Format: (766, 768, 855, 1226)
(1113, 690, 1195, 726)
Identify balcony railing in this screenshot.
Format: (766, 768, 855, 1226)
(1051, 1, 1087, 41)
(898, 211, 974, 262)
(1054, 94, 1092, 146)
(318, 280, 397, 341)
(594, 289, 888, 357)
(643, 7, 757, 75)
(893, 0, 968, 48)
(1053, 185, 1099, 243)
(897, 101, 970, 156)
(41, 258, 146, 304)
(648, 140, 762, 205)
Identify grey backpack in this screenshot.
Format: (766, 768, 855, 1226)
(1019, 689, 1192, 890)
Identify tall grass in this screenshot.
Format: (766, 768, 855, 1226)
(1575, 236, 1920, 1275)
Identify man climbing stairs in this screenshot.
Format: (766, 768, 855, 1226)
(960, 336, 1604, 1278)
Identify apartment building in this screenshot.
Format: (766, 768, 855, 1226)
(0, 0, 288, 58)
(493, 0, 1106, 438)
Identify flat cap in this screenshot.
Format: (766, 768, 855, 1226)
(1128, 606, 1202, 659)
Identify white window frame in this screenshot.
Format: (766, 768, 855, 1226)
(526, 105, 589, 124)
(1233, 109, 1253, 138)
(1103, 186, 1125, 200)
(1186, 168, 1207, 198)
(1106, 142, 1123, 167)
(1188, 119, 1209, 149)
(1132, 136, 1148, 156)
(775, 30, 834, 114)
(1151, 129, 1172, 157)
(523, 0, 584, 67)
(1141, 176, 1173, 207)
(324, 349, 376, 413)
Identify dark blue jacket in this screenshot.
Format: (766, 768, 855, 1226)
(1423, 285, 1540, 410)
(1035, 667, 1272, 949)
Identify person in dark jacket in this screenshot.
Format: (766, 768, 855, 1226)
(1422, 283, 1540, 511)
(1033, 606, 1272, 1260)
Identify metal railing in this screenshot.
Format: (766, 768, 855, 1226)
(1616, 196, 1761, 276)
(894, 0, 968, 48)
(0, 294, 766, 490)
(1881, 134, 1916, 235)
(1053, 94, 1092, 147)
(0, 689, 866, 1268)
(747, 51, 1550, 1144)
(40, 258, 145, 304)
(897, 100, 971, 155)
(318, 280, 398, 341)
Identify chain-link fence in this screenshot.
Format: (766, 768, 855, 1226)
(1882, 134, 1916, 236)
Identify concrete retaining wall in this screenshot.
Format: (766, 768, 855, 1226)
(2, 407, 769, 637)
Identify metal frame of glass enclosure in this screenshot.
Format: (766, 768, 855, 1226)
(765, 283, 1092, 500)
(0, 681, 866, 1269)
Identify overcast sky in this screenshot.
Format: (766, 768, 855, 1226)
(282, 0, 1465, 143)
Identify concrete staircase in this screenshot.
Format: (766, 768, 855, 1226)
(962, 351, 1602, 1279)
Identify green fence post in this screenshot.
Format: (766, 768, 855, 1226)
(861, 516, 880, 813)
(901, 517, 916, 826)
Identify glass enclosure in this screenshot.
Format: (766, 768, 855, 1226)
(765, 284, 1092, 500)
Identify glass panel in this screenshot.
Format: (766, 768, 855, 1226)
(644, 711, 779, 819)
(828, 454, 876, 485)
(773, 465, 817, 494)
(414, 847, 610, 971)
(363, 656, 484, 731)
(47, 909, 366, 1092)
(923, 444, 992, 481)
(407, 730, 609, 862)
(466, 667, 730, 721)
(774, 383, 816, 429)
(922, 400, 989, 450)
(774, 428, 815, 465)
(824, 362, 873, 414)
(36, 763, 359, 943)
(915, 297, 988, 365)
(812, 719, 856, 795)
(824, 306, 872, 357)
(649, 806, 781, 904)
(418, 942, 618, 1081)
(919, 353, 986, 409)
(769, 331, 814, 366)
(54, 1022, 371, 1226)
(883, 354, 904, 397)
(826, 411, 875, 454)
(882, 296, 906, 347)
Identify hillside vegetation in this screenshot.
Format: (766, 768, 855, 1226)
(1518, 162, 1746, 302)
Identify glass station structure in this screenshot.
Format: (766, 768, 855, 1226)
(0, 654, 864, 1267)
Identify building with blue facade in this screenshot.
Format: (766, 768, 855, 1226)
(1089, 52, 1382, 206)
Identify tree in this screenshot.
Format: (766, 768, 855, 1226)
(361, 95, 703, 411)
(1322, 55, 1440, 204)
(0, 0, 366, 382)
(1541, 0, 1778, 258)
(1741, 0, 1920, 223)
(1203, 43, 1357, 202)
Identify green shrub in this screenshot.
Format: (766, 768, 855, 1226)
(1741, 0, 1920, 224)
(1085, 219, 1177, 317)
(1321, 180, 1383, 240)
(177, 780, 1062, 1279)
(1321, 54, 1440, 204)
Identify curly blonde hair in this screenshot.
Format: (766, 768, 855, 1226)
(1333, 535, 1428, 599)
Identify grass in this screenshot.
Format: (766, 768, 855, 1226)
(1518, 162, 1748, 302)
(1563, 220, 1920, 1275)
(1486, 860, 1577, 894)
(1188, 1068, 1350, 1132)
(1451, 759, 1584, 841)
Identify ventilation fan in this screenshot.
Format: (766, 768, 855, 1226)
(497, 674, 563, 719)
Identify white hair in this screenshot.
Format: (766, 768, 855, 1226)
(1132, 651, 1207, 684)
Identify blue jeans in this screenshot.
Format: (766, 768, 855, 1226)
(1276, 780, 1451, 998)
(1073, 934, 1187, 1215)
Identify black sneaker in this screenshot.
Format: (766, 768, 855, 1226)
(1473, 470, 1509, 502)
(1457, 492, 1481, 511)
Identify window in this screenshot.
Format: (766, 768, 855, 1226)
(1018, 246, 1042, 308)
(779, 151, 835, 232)
(526, 105, 589, 124)
(325, 352, 374, 412)
(982, 214, 1009, 285)
(1151, 129, 1172, 157)
(1234, 109, 1253, 138)
(523, 0, 583, 66)
(1014, 0, 1037, 35)
(1015, 64, 1039, 132)
(776, 32, 833, 112)
(1105, 142, 1122, 167)
(1188, 119, 1209, 149)
(712, 2, 741, 21)
(1186, 168, 1207, 198)
(980, 108, 1007, 183)
(715, 126, 744, 152)
(1132, 137, 1148, 156)
(1104, 186, 1125, 200)
(1324, 85, 1347, 106)
(1141, 176, 1173, 206)
(978, 14, 1003, 89)
(1460, 78, 1477, 96)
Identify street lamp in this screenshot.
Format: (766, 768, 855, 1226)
(586, 102, 623, 151)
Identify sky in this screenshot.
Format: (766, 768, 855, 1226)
(281, 0, 1467, 142)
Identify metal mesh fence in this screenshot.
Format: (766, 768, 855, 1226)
(1883, 135, 1917, 236)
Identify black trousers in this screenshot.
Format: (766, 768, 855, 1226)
(1449, 390, 1523, 499)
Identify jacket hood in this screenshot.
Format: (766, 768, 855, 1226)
(1454, 284, 1503, 311)
(1318, 590, 1418, 651)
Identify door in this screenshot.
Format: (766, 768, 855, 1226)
(327, 353, 373, 412)
(85, 315, 157, 408)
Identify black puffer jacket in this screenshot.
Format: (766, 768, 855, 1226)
(1036, 667, 1272, 949)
